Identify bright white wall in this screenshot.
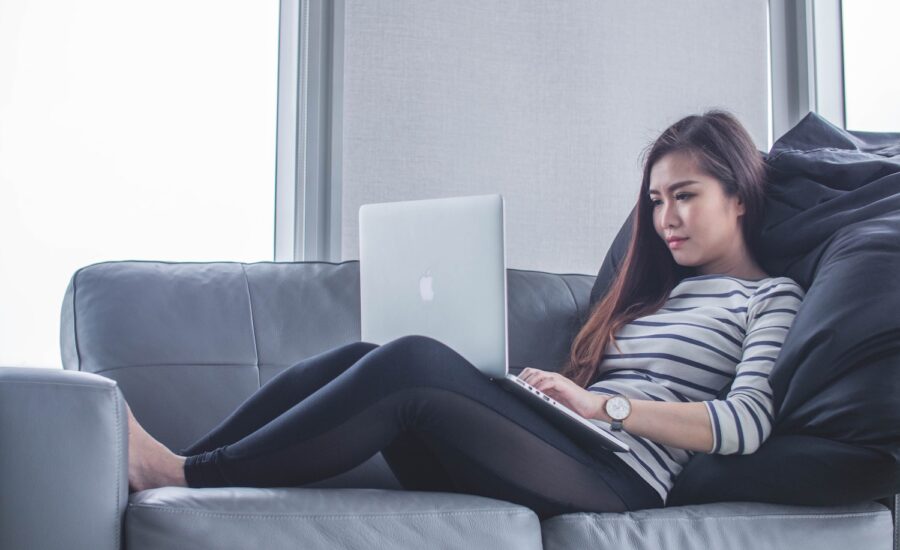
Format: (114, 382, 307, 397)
(0, 0, 279, 368)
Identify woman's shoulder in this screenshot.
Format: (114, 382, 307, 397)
(751, 276, 806, 297)
(746, 276, 806, 324)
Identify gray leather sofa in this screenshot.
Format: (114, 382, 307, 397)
(0, 259, 894, 549)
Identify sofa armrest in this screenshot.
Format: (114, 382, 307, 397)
(0, 367, 127, 550)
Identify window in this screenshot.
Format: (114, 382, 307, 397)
(0, 1, 280, 367)
(842, 0, 900, 132)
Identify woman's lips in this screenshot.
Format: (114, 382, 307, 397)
(667, 238, 688, 249)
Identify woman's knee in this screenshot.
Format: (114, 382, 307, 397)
(364, 334, 467, 378)
(378, 335, 454, 362)
(351, 340, 380, 354)
(282, 340, 379, 377)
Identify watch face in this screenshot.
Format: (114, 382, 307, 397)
(606, 396, 631, 420)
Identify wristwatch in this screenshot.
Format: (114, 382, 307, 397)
(604, 395, 632, 431)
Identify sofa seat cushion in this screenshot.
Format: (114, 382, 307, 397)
(540, 501, 892, 550)
(126, 486, 542, 550)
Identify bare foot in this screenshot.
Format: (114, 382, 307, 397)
(126, 402, 188, 492)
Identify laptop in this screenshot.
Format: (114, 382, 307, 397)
(358, 193, 629, 454)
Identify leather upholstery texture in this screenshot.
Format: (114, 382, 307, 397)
(0, 367, 127, 550)
(126, 487, 542, 550)
(540, 501, 892, 550)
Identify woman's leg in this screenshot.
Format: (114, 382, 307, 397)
(179, 341, 380, 455)
(183, 335, 661, 518)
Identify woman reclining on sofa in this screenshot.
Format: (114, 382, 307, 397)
(125, 109, 804, 520)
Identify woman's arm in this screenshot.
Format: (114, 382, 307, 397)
(591, 395, 714, 453)
(519, 368, 714, 453)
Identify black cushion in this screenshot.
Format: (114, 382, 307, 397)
(590, 112, 900, 505)
(668, 434, 900, 506)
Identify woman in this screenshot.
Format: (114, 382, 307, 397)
(127, 110, 805, 519)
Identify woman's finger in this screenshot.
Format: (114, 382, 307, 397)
(542, 380, 560, 394)
(536, 377, 557, 393)
(522, 368, 545, 383)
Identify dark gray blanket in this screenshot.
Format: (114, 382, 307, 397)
(592, 112, 900, 505)
(755, 113, 900, 445)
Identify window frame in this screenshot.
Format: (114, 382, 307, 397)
(275, 0, 345, 262)
(769, 0, 845, 142)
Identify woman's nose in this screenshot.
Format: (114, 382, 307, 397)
(659, 201, 679, 228)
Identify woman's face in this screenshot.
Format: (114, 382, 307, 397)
(647, 151, 747, 275)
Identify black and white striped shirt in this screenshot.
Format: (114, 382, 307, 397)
(587, 274, 805, 503)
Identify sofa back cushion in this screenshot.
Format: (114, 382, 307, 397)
(61, 260, 593, 453)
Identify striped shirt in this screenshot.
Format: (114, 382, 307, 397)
(587, 274, 805, 503)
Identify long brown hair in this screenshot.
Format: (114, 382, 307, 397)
(560, 109, 769, 388)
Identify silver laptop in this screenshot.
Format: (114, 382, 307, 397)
(358, 193, 628, 454)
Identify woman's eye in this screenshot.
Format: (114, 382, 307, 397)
(650, 194, 691, 208)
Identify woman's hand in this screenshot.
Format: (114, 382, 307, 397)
(518, 367, 607, 420)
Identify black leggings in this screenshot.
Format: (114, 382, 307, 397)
(180, 335, 662, 519)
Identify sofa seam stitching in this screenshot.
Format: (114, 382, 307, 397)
(240, 264, 261, 389)
(546, 511, 889, 522)
(113, 387, 121, 548)
(894, 495, 899, 550)
(0, 380, 115, 390)
(125, 505, 534, 520)
(559, 276, 583, 326)
(72, 267, 83, 371)
(74, 258, 595, 276)
(77, 259, 361, 269)
(93, 363, 258, 375)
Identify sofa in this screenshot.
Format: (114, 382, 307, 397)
(0, 258, 894, 550)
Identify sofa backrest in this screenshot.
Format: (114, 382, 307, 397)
(60, 260, 594, 452)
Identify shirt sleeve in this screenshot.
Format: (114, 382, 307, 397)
(704, 279, 806, 455)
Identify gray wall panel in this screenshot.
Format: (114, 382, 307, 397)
(342, 1, 768, 275)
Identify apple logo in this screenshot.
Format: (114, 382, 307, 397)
(419, 269, 434, 302)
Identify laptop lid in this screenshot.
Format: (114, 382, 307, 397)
(359, 194, 508, 379)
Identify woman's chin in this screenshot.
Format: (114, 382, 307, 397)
(670, 254, 698, 267)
